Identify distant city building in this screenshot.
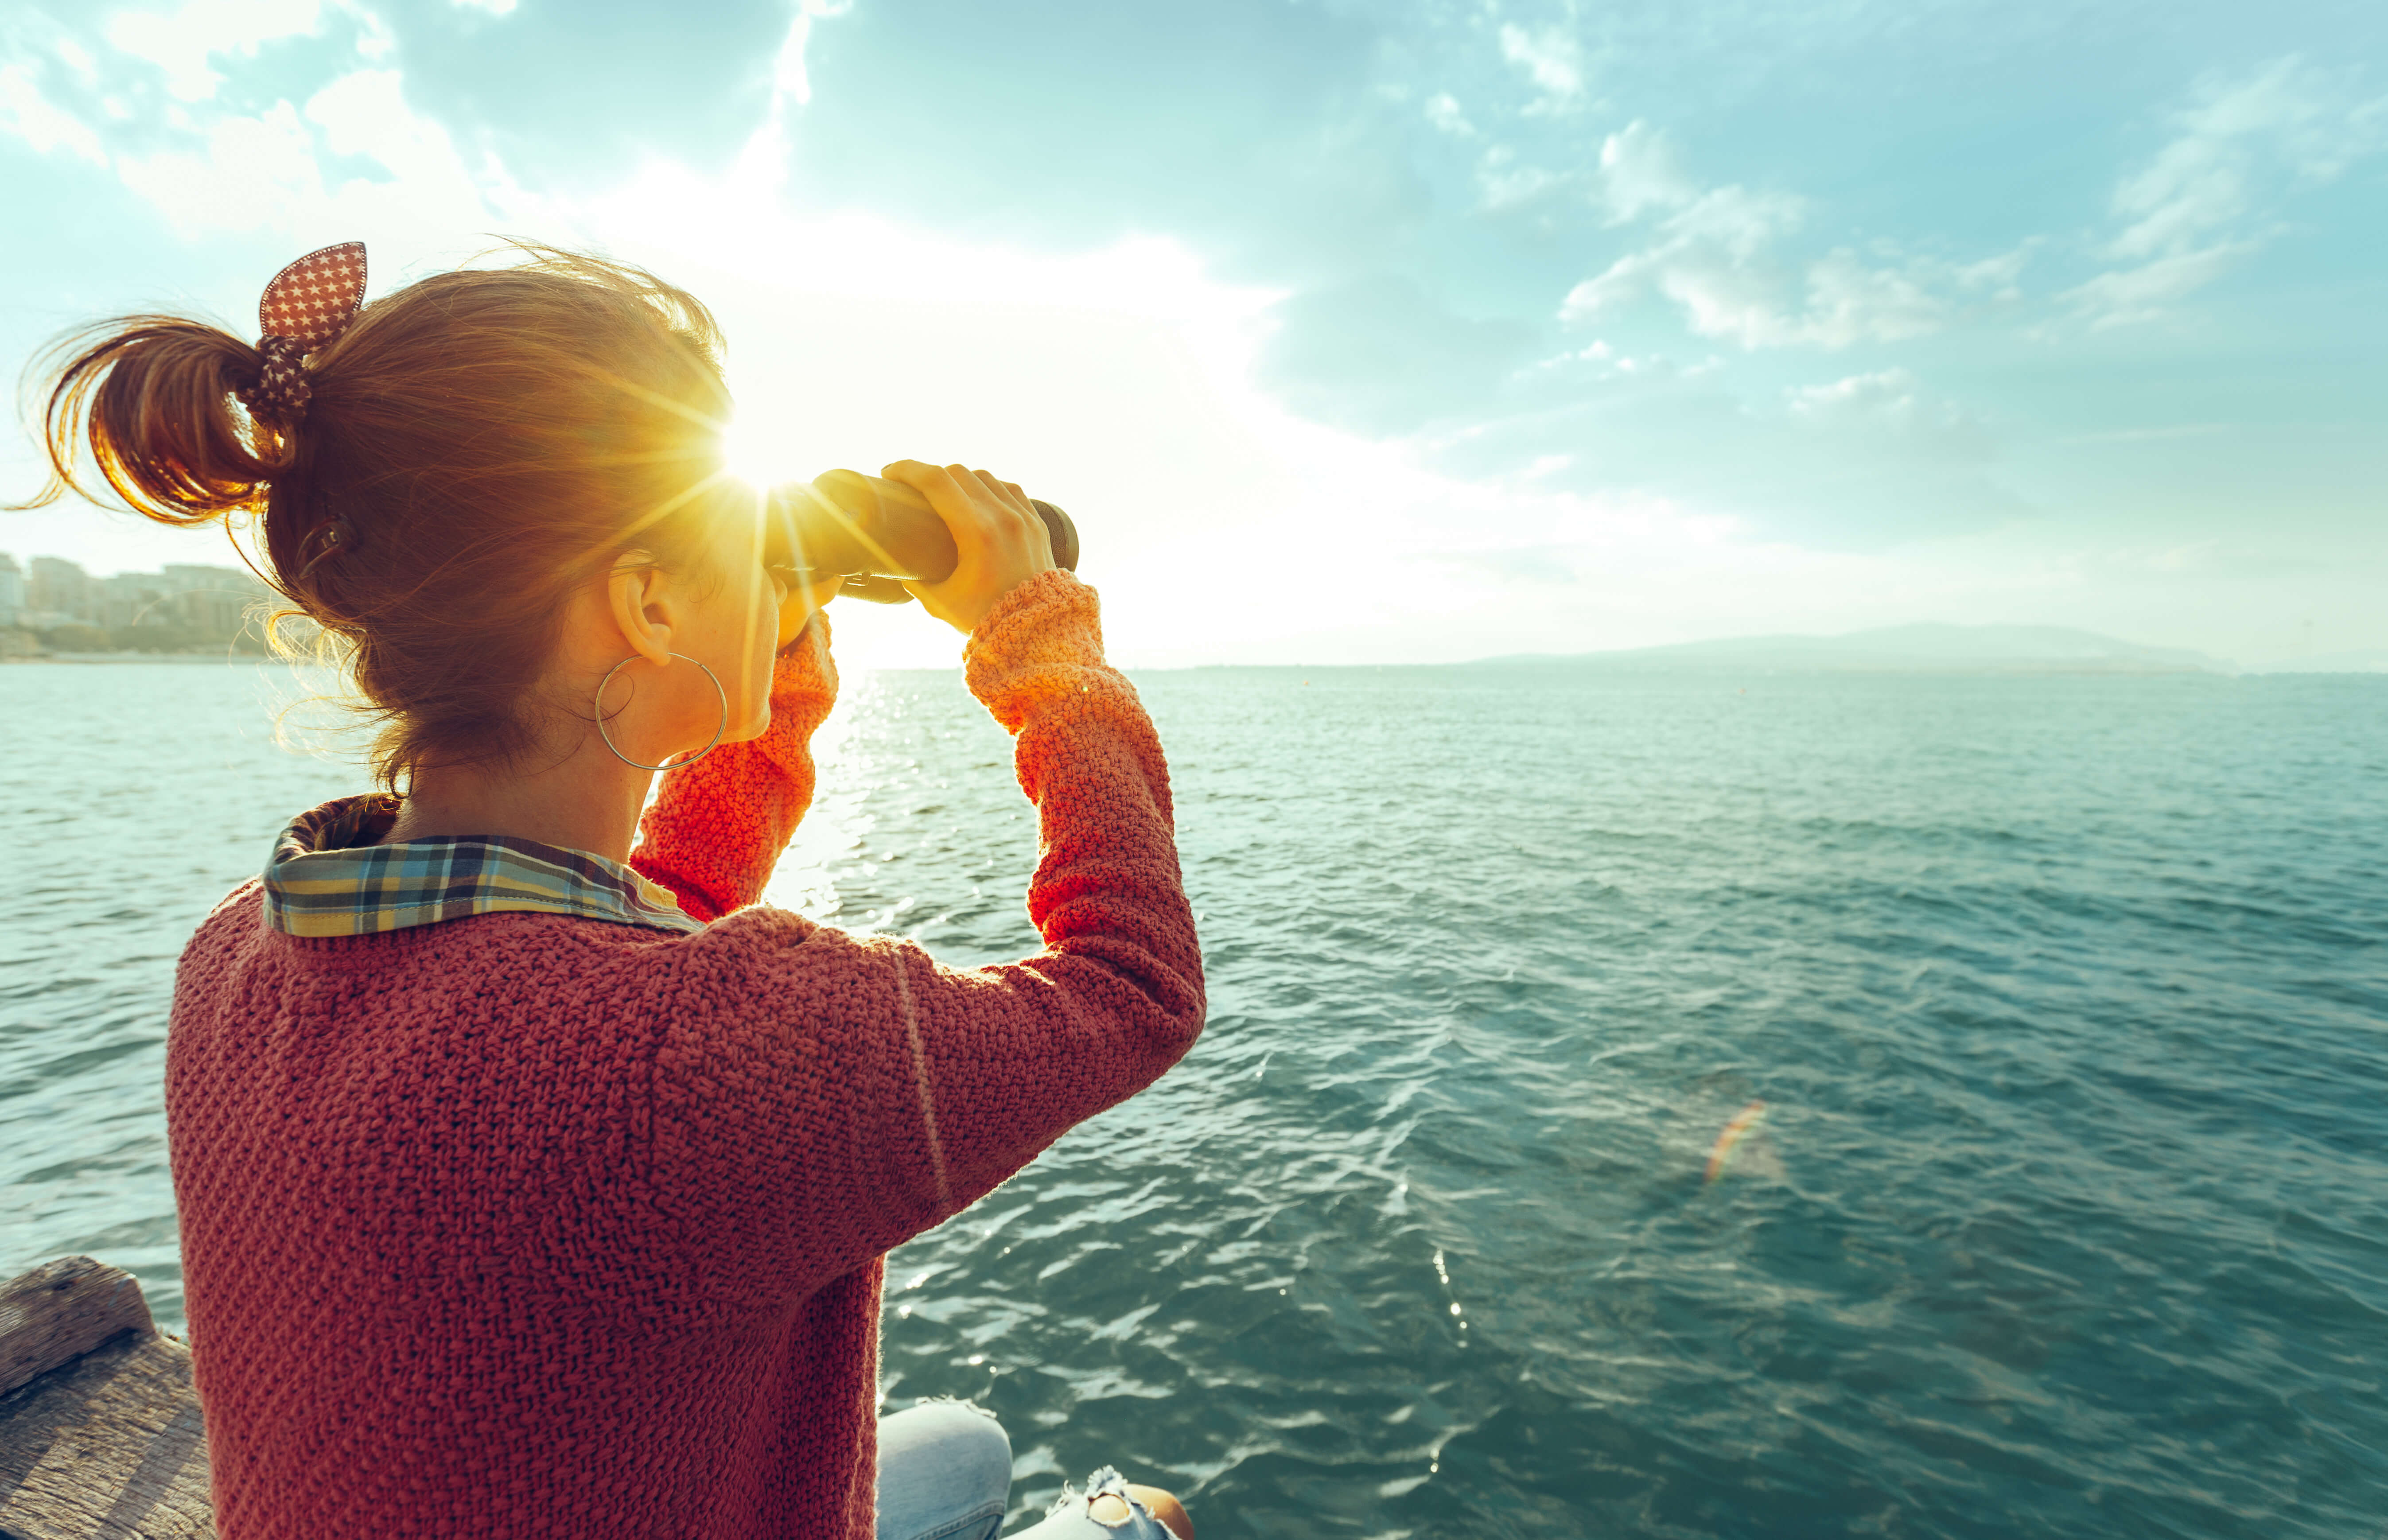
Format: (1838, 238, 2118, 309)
(5, 555, 275, 650)
(27, 556, 97, 626)
(160, 564, 274, 635)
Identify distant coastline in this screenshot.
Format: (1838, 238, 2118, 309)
(5, 652, 284, 665)
(1457, 622, 2385, 677)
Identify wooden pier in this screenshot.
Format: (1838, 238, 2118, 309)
(0, 1258, 214, 1539)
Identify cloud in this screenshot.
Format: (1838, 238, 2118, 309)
(1563, 184, 1955, 348)
(2060, 244, 2257, 327)
(1498, 23, 1587, 107)
(1784, 367, 1920, 418)
(103, 0, 324, 102)
(112, 97, 324, 233)
(1560, 127, 2034, 349)
(1596, 119, 1695, 223)
(2067, 56, 2388, 327)
(1474, 142, 1566, 211)
(0, 3, 528, 244)
(0, 62, 106, 163)
(1798, 251, 1946, 346)
(2110, 57, 2370, 260)
(1785, 367, 1994, 463)
(1423, 92, 1474, 137)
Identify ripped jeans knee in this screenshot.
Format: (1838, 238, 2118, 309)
(1007, 1466, 1176, 1539)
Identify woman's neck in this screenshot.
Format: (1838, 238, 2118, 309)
(384, 749, 655, 864)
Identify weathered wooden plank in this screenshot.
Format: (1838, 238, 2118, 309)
(0, 1260, 153, 1401)
(0, 1261, 213, 1540)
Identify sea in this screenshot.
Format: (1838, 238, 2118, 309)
(2, 658, 2382, 1539)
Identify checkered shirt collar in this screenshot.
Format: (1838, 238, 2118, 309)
(260, 795, 703, 938)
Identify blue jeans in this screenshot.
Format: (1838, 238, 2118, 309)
(875, 1400, 1178, 1540)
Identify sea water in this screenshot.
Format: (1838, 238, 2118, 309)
(2, 660, 2381, 1538)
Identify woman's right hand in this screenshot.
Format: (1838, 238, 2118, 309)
(883, 460, 1057, 634)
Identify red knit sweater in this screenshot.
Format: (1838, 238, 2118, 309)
(165, 572, 1204, 1538)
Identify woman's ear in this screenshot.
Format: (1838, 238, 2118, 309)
(606, 556, 674, 667)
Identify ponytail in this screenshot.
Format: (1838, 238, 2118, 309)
(22, 318, 289, 525)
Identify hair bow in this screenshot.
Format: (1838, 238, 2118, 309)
(239, 241, 368, 428)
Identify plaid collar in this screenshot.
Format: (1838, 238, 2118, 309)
(261, 795, 703, 939)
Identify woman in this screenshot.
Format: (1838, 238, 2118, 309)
(28, 242, 1203, 1539)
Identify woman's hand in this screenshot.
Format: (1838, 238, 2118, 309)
(883, 460, 1057, 634)
(775, 572, 845, 650)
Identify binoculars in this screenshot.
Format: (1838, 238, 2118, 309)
(765, 471, 1080, 602)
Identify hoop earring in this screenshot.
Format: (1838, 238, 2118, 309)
(592, 652, 728, 772)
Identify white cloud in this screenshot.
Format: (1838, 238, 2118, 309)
(54, 39, 98, 86)
(0, 62, 107, 164)
(2061, 244, 2257, 330)
(2111, 57, 2368, 260)
(104, 67, 519, 240)
(306, 70, 523, 225)
(1800, 251, 1944, 345)
(114, 98, 325, 234)
(104, 0, 323, 102)
(1661, 183, 1805, 258)
(449, 0, 519, 15)
(1498, 23, 1585, 106)
(1786, 367, 1922, 420)
(770, 0, 853, 109)
(1597, 120, 1696, 222)
(1424, 92, 1474, 137)
(348, 2, 397, 61)
(1951, 247, 2032, 301)
(725, 0, 853, 192)
(1564, 183, 1946, 347)
(1785, 368, 1994, 464)
(0, 2, 530, 244)
(1474, 142, 1562, 210)
(1563, 136, 2032, 348)
(2068, 56, 2388, 327)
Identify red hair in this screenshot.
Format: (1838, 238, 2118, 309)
(20, 244, 743, 789)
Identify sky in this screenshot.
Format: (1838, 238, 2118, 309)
(1, 0, 2382, 669)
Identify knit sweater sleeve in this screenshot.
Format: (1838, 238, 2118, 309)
(653, 571, 1206, 1298)
(630, 614, 839, 922)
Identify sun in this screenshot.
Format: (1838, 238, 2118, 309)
(720, 412, 808, 491)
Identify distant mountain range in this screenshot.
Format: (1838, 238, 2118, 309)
(1471, 624, 2238, 676)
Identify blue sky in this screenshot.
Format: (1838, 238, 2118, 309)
(2, 0, 2382, 667)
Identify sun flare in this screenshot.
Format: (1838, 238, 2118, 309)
(720, 412, 809, 491)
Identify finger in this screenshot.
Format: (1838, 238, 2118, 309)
(884, 460, 984, 519)
(999, 480, 1052, 560)
(887, 460, 995, 560)
(970, 468, 1030, 518)
(883, 459, 970, 507)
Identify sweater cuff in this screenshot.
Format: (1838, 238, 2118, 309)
(774, 610, 838, 704)
(963, 570, 1108, 731)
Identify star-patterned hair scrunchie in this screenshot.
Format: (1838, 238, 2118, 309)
(237, 241, 368, 428)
